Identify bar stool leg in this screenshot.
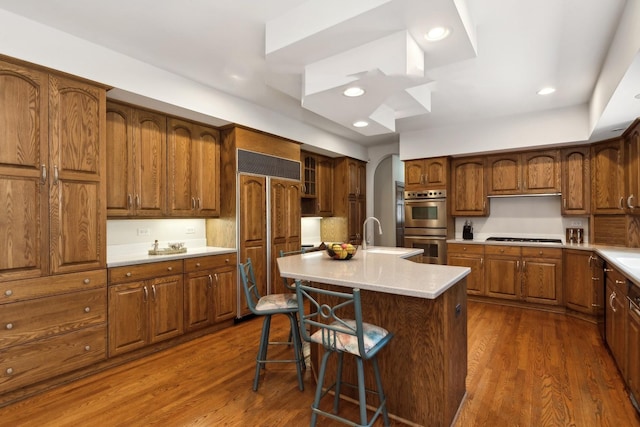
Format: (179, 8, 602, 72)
(356, 357, 367, 426)
(311, 350, 332, 427)
(288, 313, 305, 391)
(372, 357, 390, 426)
(253, 315, 272, 391)
(333, 351, 344, 414)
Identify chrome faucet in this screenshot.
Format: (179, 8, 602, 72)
(362, 216, 383, 250)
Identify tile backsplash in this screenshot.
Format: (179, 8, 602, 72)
(107, 218, 207, 253)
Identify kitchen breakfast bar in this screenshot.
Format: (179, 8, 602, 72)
(277, 248, 470, 427)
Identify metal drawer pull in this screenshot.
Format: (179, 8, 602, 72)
(6, 368, 13, 375)
(5, 323, 13, 330)
(84, 345, 91, 351)
(143, 286, 148, 302)
(615, 280, 625, 285)
(41, 164, 47, 184)
(53, 165, 59, 184)
(604, 268, 613, 272)
(4, 290, 12, 297)
(83, 278, 90, 284)
(126, 272, 132, 277)
(167, 267, 173, 271)
(609, 291, 617, 312)
(196, 263, 201, 268)
(152, 285, 157, 300)
(84, 307, 91, 313)
(127, 194, 132, 209)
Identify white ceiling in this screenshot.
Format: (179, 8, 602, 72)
(0, 0, 638, 150)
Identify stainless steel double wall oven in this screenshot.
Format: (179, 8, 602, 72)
(403, 189, 448, 264)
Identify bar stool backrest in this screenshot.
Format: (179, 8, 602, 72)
(239, 258, 261, 314)
(295, 282, 390, 360)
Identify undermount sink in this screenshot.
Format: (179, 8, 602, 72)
(616, 257, 640, 269)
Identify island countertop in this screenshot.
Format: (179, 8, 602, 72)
(277, 246, 470, 299)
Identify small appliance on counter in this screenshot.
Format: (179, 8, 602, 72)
(462, 221, 473, 240)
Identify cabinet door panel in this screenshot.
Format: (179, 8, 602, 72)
(194, 125, 219, 216)
(135, 110, 166, 216)
(628, 305, 640, 403)
(49, 75, 105, 274)
(108, 282, 148, 356)
(592, 140, 624, 213)
(522, 150, 560, 193)
(625, 125, 640, 213)
(486, 257, 519, 299)
(563, 250, 593, 312)
(184, 273, 213, 331)
(487, 155, 520, 195)
(0, 61, 48, 281)
(561, 147, 590, 215)
(149, 275, 184, 343)
(106, 105, 133, 215)
(522, 259, 560, 304)
(448, 255, 484, 295)
(214, 266, 237, 322)
(51, 181, 102, 273)
(167, 119, 193, 215)
(451, 157, 487, 216)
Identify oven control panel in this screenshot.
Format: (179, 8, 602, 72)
(405, 189, 446, 199)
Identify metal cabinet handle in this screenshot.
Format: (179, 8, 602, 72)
(522, 260, 526, 270)
(191, 197, 196, 209)
(83, 278, 90, 285)
(53, 165, 59, 184)
(619, 197, 625, 209)
(588, 255, 594, 267)
(563, 198, 567, 208)
(143, 286, 148, 302)
(127, 194, 132, 209)
(195, 262, 201, 268)
(6, 368, 13, 375)
(609, 291, 617, 312)
(615, 280, 625, 285)
(604, 268, 613, 273)
(167, 267, 173, 271)
(4, 289, 13, 297)
(6, 323, 13, 330)
(126, 272, 132, 277)
(480, 257, 484, 266)
(41, 164, 47, 184)
(152, 285, 157, 301)
(628, 195, 635, 208)
(84, 307, 91, 313)
(214, 273, 219, 285)
(84, 345, 91, 352)
(136, 194, 141, 208)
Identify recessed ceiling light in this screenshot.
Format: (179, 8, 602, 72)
(424, 26, 450, 41)
(353, 121, 369, 128)
(343, 87, 365, 97)
(537, 87, 556, 95)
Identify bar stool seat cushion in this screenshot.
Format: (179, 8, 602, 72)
(310, 320, 389, 357)
(255, 293, 298, 311)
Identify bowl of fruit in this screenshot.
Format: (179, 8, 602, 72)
(326, 242, 358, 260)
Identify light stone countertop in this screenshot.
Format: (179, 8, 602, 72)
(107, 246, 237, 267)
(277, 246, 470, 299)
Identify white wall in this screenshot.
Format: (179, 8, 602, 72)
(453, 196, 589, 244)
(107, 219, 208, 253)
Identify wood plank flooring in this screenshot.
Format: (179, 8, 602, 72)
(1, 301, 639, 426)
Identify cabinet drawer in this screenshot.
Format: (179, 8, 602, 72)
(184, 253, 237, 272)
(0, 289, 106, 348)
(448, 243, 484, 255)
(0, 270, 106, 305)
(521, 247, 562, 259)
(109, 260, 183, 284)
(606, 266, 628, 295)
(485, 245, 522, 257)
(0, 324, 106, 393)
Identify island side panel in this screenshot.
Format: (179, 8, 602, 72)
(313, 278, 467, 426)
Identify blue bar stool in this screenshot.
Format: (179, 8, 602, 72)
(278, 248, 308, 366)
(295, 281, 393, 427)
(239, 258, 305, 391)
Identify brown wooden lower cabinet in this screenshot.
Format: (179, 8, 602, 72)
(108, 261, 185, 356)
(184, 254, 237, 331)
(447, 243, 485, 295)
(452, 244, 562, 306)
(627, 296, 640, 407)
(605, 266, 628, 378)
(0, 270, 108, 395)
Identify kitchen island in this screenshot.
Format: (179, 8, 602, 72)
(277, 247, 470, 427)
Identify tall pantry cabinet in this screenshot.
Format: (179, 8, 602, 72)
(0, 57, 107, 401)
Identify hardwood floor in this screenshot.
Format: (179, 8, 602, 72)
(1, 301, 639, 426)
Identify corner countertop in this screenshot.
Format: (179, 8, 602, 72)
(277, 246, 470, 299)
(107, 246, 237, 268)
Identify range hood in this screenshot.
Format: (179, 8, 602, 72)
(487, 193, 562, 198)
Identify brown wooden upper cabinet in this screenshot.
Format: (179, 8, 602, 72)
(487, 149, 560, 195)
(624, 119, 640, 214)
(106, 102, 167, 217)
(0, 57, 107, 281)
(591, 138, 625, 214)
(301, 151, 333, 216)
(167, 118, 220, 217)
(405, 157, 448, 191)
(560, 146, 590, 215)
(450, 156, 488, 216)
(333, 157, 366, 244)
